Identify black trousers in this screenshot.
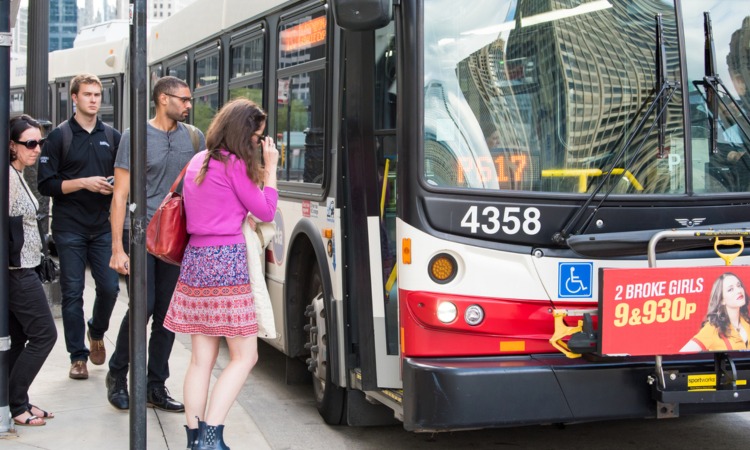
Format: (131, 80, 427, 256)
(108, 230, 179, 387)
(8, 268, 58, 417)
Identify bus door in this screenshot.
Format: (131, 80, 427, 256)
(370, 20, 400, 385)
(343, 18, 401, 393)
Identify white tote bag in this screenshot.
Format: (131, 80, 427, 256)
(242, 215, 277, 339)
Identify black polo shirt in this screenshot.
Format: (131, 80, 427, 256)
(38, 115, 121, 234)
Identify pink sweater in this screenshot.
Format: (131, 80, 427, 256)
(184, 150, 278, 247)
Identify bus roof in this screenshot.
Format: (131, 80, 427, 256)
(148, 0, 289, 64)
(48, 36, 129, 81)
(74, 19, 130, 47)
(45, 19, 130, 81)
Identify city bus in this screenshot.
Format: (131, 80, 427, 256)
(143, 0, 749, 431)
(10, 19, 131, 129)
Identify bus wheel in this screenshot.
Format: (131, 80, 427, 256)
(305, 273, 346, 424)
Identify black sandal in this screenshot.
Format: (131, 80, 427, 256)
(28, 404, 55, 419)
(13, 413, 46, 427)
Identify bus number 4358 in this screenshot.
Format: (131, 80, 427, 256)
(460, 206, 541, 235)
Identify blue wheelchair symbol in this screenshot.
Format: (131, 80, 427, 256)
(558, 262, 593, 298)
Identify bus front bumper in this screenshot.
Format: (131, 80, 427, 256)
(401, 354, 750, 432)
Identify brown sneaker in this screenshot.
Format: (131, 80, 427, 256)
(69, 360, 88, 380)
(88, 329, 106, 366)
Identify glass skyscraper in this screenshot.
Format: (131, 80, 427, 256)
(50, 0, 78, 51)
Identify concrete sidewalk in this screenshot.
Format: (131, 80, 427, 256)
(2, 272, 272, 449)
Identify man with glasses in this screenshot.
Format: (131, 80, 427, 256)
(106, 76, 204, 412)
(38, 73, 122, 381)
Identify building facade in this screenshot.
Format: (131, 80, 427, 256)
(50, 0, 78, 51)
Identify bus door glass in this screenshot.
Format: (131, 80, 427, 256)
(422, 0, 684, 195)
(682, 1, 750, 194)
(375, 21, 398, 354)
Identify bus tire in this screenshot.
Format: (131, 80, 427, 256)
(305, 265, 346, 425)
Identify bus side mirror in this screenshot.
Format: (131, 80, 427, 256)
(331, 0, 392, 31)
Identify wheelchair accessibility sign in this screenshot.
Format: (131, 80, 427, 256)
(558, 262, 593, 298)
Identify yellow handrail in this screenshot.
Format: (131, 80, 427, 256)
(541, 168, 643, 193)
(380, 158, 390, 220)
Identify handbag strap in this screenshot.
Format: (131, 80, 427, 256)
(170, 162, 190, 193)
(12, 165, 48, 256)
(12, 165, 38, 214)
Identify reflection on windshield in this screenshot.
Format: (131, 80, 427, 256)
(424, 0, 687, 194)
(683, 3, 750, 193)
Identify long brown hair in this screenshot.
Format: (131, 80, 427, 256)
(195, 98, 267, 186)
(702, 272, 750, 337)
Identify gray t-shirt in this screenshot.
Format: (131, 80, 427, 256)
(115, 122, 206, 229)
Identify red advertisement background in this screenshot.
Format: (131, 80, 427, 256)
(600, 266, 750, 356)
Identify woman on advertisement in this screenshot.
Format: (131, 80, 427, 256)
(681, 272, 750, 352)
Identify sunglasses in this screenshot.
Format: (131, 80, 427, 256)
(13, 138, 46, 149)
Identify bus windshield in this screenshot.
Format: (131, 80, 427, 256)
(422, 0, 750, 195)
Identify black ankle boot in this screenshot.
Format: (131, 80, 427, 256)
(196, 421, 230, 450)
(185, 425, 198, 450)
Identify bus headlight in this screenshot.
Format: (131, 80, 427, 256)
(428, 253, 457, 284)
(464, 304, 485, 326)
(436, 301, 457, 323)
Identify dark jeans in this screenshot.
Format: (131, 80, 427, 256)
(55, 230, 120, 362)
(109, 229, 179, 388)
(8, 269, 58, 417)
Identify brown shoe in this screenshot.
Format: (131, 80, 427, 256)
(69, 360, 88, 380)
(88, 329, 106, 366)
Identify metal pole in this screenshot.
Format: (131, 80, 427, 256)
(0, 0, 13, 436)
(23, 0, 49, 236)
(129, 1, 148, 448)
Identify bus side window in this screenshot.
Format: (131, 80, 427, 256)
(276, 72, 326, 184)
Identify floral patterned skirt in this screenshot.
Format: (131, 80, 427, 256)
(164, 243, 257, 337)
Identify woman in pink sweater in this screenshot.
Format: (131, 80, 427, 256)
(164, 98, 278, 450)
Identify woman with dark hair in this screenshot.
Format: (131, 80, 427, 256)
(164, 98, 278, 449)
(8, 114, 58, 426)
(681, 272, 750, 352)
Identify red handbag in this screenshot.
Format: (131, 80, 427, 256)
(146, 164, 189, 265)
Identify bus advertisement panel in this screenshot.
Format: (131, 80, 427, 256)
(600, 266, 750, 356)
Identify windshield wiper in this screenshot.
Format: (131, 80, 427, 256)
(703, 11, 719, 154)
(553, 14, 679, 245)
(656, 10, 670, 159)
(694, 12, 750, 152)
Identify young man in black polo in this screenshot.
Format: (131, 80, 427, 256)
(38, 73, 120, 380)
